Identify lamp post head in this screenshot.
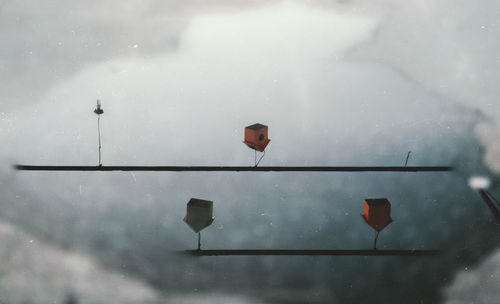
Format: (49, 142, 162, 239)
(94, 100, 104, 115)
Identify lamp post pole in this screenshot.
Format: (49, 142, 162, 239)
(94, 100, 104, 166)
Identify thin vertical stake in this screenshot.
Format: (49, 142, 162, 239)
(404, 151, 411, 167)
(255, 150, 266, 167)
(97, 115, 102, 166)
(198, 232, 201, 251)
(373, 231, 380, 250)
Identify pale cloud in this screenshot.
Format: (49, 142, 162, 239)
(0, 220, 161, 304)
(443, 248, 500, 304)
(350, 0, 500, 173)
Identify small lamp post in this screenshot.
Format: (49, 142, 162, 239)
(94, 100, 104, 166)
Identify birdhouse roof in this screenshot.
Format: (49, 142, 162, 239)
(187, 198, 213, 208)
(364, 198, 390, 206)
(246, 123, 267, 130)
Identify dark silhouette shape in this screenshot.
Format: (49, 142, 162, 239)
(183, 198, 215, 250)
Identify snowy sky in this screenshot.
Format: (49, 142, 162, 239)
(1, 1, 499, 303)
(1, 0, 499, 171)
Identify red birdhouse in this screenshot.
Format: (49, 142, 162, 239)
(243, 123, 271, 152)
(361, 198, 393, 232)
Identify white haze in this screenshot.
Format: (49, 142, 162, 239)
(443, 247, 500, 304)
(0, 220, 160, 304)
(1, 1, 499, 303)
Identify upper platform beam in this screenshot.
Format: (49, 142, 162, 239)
(14, 165, 453, 172)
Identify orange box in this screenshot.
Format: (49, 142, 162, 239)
(243, 123, 271, 152)
(361, 198, 393, 232)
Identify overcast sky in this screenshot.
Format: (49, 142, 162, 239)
(1, 1, 499, 303)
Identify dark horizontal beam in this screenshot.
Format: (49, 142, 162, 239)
(183, 249, 440, 256)
(14, 165, 453, 172)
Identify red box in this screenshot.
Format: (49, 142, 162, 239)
(361, 198, 393, 232)
(243, 123, 271, 152)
